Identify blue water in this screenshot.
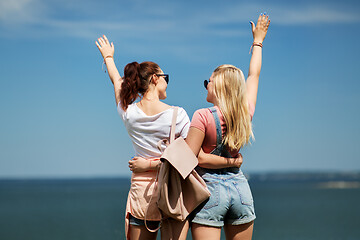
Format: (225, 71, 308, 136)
(1, 173, 360, 240)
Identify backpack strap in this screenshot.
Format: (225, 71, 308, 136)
(157, 107, 178, 151)
(170, 107, 178, 143)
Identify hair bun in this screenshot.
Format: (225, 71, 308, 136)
(120, 61, 160, 110)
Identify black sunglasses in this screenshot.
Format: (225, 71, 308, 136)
(204, 80, 209, 89)
(156, 74, 169, 84)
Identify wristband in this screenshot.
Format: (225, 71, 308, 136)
(104, 55, 113, 60)
(102, 56, 113, 73)
(249, 42, 263, 54)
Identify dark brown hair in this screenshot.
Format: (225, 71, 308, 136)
(120, 61, 161, 110)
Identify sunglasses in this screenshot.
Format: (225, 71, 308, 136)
(204, 80, 210, 89)
(156, 74, 169, 84)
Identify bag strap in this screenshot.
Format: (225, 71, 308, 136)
(145, 107, 178, 233)
(169, 107, 178, 143)
(144, 166, 161, 233)
(156, 107, 178, 151)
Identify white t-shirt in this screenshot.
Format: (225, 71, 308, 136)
(117, 102, 190, 159)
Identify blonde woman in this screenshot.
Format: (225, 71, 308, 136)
(185, 13, 270, 240)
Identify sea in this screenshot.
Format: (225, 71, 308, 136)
(1, 172, 360, 240)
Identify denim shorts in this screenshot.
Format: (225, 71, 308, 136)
(129, 214, 160, 230)
(191, 168, 256, 227)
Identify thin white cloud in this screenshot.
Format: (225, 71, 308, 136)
(269, 6, 360, 25)
(1, 1, 358, 39)
(199, 3, 360, 25)
(0, 1, 359, 51)
(0, 0, 45, 23)
(0, 0, 31, 18)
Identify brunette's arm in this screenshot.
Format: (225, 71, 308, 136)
(96, 35, 123, 105)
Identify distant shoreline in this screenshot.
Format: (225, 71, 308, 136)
(1, 171, 360, 183)
(247, 171, 360, 182)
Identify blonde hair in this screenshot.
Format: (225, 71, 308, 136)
(212, 64, 254, 150)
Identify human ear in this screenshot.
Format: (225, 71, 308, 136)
(151, 74, 159, 85)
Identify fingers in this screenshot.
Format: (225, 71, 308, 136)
(262, 12, 267, 21)
(236, 153, 243, 168)
(255, 13, 265, 31)
(261, 13, 270, 25)
(250, 21, 255, 33)
(256, 13, 263, 25)
(266, 18, 271, 29)
(256, 13, 269, 22)
(103, 35, 109, 44)
(96, 36, 110, 47)
(262, 14, 270, 29)
(128, 160, 134, 171)
(262, 15, 267, 26)
(264, 13, 269, 22)
(98, 37, 105, 45)
(95, 41, 101, 49)
(253, 13, 270, 32)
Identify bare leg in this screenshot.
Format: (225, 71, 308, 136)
(191, 223, 221, 240)
(161, 219, 189, 240)
(224, 221, 254, 240)
(129, 225, 158, 240)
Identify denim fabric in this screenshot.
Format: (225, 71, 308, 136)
(191, 107, 256, 227)
(208, 107, 233, 158)
(129, 214, 160, 229)
(191, 169, 255, 227)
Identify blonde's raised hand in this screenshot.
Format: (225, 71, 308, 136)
(250, 13, 270, 43)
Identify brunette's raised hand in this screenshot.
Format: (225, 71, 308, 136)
(95, 35, 114, 59)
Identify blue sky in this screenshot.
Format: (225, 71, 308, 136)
(0, 0, 359, 178)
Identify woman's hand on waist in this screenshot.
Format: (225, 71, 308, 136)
(230, 153, 243, 168)
(128, 157, 160, 173)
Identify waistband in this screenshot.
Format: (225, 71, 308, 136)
(195, 166, 240, 176)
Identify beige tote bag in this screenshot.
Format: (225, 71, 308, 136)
(157, 107, 210, 221)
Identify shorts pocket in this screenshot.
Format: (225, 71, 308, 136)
(203, 179, 220, 210)
(233, 179, 253, 206)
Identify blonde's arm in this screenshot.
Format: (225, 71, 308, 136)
(198, 150, 243, 169)
(185, 127, 242, 169)
(246, 13, 270, 108)
(185, 127, 205, 157)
